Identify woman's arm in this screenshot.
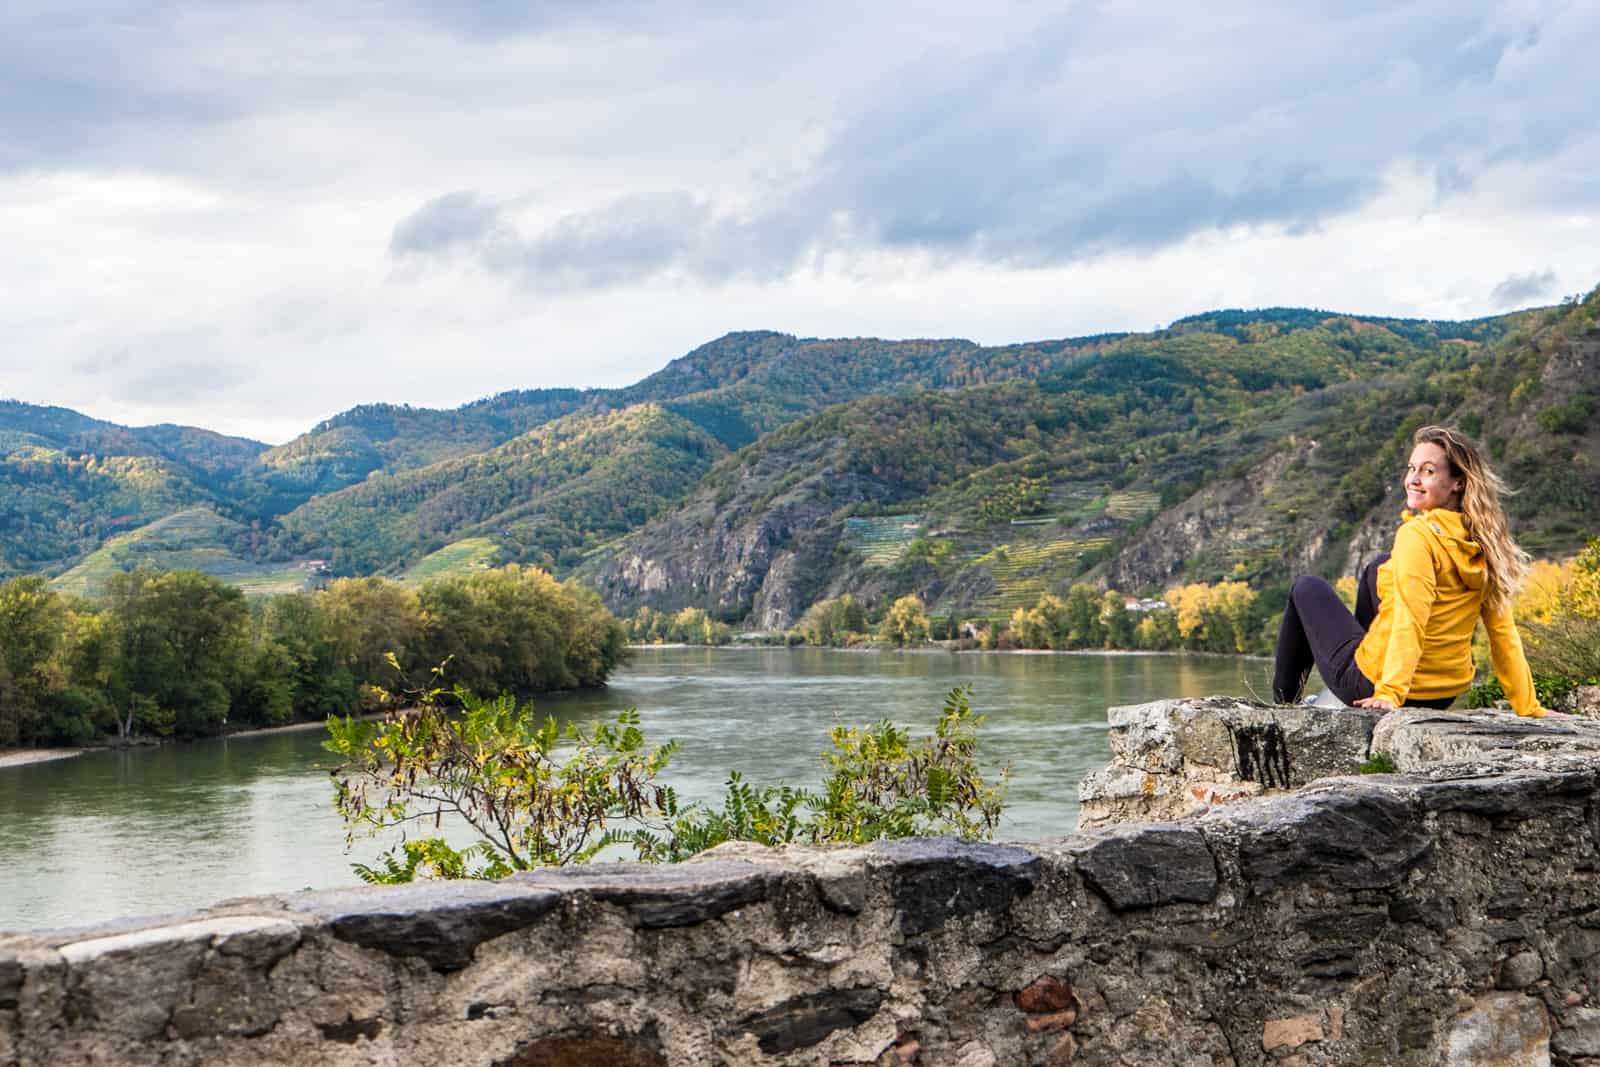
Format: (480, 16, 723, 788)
(1369, 522, 1436, 707)
(1482, 603, 1543, 717)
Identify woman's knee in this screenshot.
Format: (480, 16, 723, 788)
(1291, 575, 1333, 602)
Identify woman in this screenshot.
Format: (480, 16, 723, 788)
(1272, 425, 1545, 717)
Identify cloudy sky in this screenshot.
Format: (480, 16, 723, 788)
(4, 1, 1598, 443)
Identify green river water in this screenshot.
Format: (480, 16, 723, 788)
(0, 647, 1260, 931)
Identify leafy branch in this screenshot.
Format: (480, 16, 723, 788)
(324, 657, 678, 873)
(326, 667, 1007, 881)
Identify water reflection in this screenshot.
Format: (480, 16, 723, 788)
(0, 649, 1256, 930)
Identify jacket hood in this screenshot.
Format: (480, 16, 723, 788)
(1402, 508, 1485, 590)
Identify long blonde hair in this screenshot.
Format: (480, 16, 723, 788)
(1412, 424, 1529, 613)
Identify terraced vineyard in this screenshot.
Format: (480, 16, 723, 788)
(843, 515, 922, 567)
(1214, 529, 1285, 579)
(1103, 490, 1161, 521)
(401, 537, 503, 584)
(52, 508, 314, 598)
(949, 535, 1115, 620)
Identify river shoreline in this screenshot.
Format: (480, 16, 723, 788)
(0, 712, 392, 769)
(5, 648, 1267, 762)
(632, 642, 1270, 661)
(0, 748, 85, 770)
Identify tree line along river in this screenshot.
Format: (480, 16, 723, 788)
(0, 647, 1259, 931)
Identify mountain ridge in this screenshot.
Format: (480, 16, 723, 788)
(4, 295, 1595, 629)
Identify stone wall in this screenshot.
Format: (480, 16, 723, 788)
(7, 703, 1600, 1066)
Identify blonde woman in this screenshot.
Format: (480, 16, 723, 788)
(1272, 425, 1545, 717)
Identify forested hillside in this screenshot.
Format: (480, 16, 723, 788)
(3, 291, 1595, 632)
(586, 294, 1599, 629)
(229, 388, 596, 517)
(275, 404, 726, 573)
(0, 401, 267, 574)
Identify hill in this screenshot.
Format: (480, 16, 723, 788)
(275, 404, 727, 574)
(582, 298, 1600, 627)
(4, 293, 1596, 620)
(260, 328, 1134, 574)
(229, 388, 596, 517)
(51, 507, 318, 598)
(0, 401, 269, 575)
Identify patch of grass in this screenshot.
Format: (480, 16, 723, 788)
(401, 537, 504, 584)
(1358, 752, 1397, 775)
(52, 507, 318, 597)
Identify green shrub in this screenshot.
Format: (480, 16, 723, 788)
(328, 680, 1009, 880)
(325, 666, 678, 873)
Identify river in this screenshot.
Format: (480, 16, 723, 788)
(0, 647, 1261, 931)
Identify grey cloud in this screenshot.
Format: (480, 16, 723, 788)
(69, 347, 132, 377)
(69, 323, 257, 406)
(499, 192, 712, 285)
(391, 192, 505, 257)
(0, 6, 234, 170)
(795, 2, 1579, 266)
(405, 191, 816, 289)
(1489, 270, 1558, 309)
(120, 359, 253, 404)
(1036, 171, 1378, 259)
(405, 0, 695, 39)
(392, 2, 1600, 287)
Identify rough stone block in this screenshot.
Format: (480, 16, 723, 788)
(58, 916, 293, 1041)
(1108, 699, 1379, 785)
(1043, 1031, 1077, 1064)
(1262, 1014, 1323, 1050)
(1447, 992, 1551, 1065)
(1499, 950, 1544, 990)
(1212, 785, 1434, 894)
(1296, 907, 1388, 942)
(1105, 700, 1190, 772)
(289, 880, 559, 972)
(498, 1030, 669, 1066)
(734, 987, 884, 1055)
(1024, 1009, 1077, 1032)
(515, 859, 778, 929)
(1015, 975, 1077, 1014)
(1084, 699, 1380, 828)
(168, 955, 281, 1041)
(1374, 708, 1600, 773)
(1410, 765, 1597, 817)
(1557, 1007, 1600, 1057)
(871, 838, 1039, 936)
(1073, 825, 1217, 911)
(0, 955, 21, 1010)
(1076, 765, 1176, 827)
(1575, 685, 1600, 719)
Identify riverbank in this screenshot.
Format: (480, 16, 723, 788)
(0, 748, 84, 770)
(0, 713, 386, 764)
(634, 641, 1270, 661)
(221, 712, 391, 740)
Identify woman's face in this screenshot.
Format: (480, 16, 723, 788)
(1405, 441, 1463, 512)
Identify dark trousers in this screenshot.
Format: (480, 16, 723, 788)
(1271, 554, 1458, 708)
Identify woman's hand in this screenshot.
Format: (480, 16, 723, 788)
(1353, 697, 1397, 711)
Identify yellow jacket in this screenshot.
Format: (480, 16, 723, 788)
(1354, 509, 1538, 715)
